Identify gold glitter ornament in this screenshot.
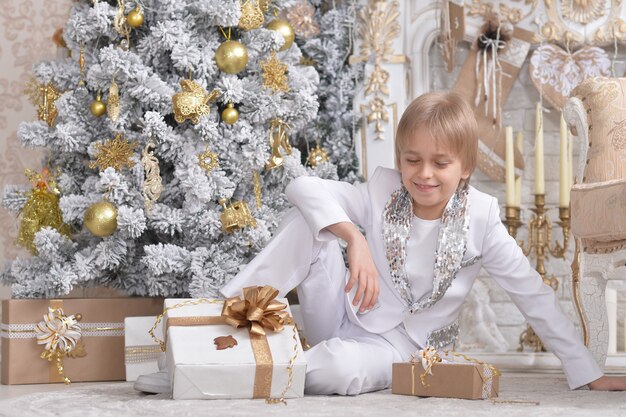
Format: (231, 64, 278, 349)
(239, 0, 264, 30)
(307, 144, 330, 167)
(90, 91, 107, 117)
(198, 148, 220, 173)
(172, 79, 219, 124)
(18, 169, 72, 254)
(221, 102, 239, 125)
(266, 18, 295, 51)
(253, 171, 262, 208)
(219, 198, 257, 233)
(261, 51, 289, 93)
(286, 2, 320, 39)
(126, 6, 144, 28)
(141, 140, 163, 213)
(215, 40, 249, 74)
(89, 133, 137, 172)
(84, 200, 118, 237)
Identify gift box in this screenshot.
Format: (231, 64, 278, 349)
(161, 287, 307, 400)
(124, 316, 163, 382)
(392, 360, 499, 400)
(1, 298, 163, 385)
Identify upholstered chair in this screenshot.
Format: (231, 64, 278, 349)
(563, 77, 626, 368)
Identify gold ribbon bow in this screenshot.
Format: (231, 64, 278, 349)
(221, 286, 289, 336)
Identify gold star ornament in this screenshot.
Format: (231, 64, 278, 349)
(261, 51, 289, 93)
(89, 133, 137, 171)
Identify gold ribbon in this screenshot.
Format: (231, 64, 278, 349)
(153, 287, 296, 403)
(410, 349, 501, 399)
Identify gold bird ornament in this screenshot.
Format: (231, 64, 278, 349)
(172, 79, 220, 124)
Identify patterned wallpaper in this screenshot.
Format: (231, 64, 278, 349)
(0, 1, 72, 297)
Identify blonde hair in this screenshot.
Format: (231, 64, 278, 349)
(395, 92, 478, 174)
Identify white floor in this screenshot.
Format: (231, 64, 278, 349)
(1, 372, 626, 417)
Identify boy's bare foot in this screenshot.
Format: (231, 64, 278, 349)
(588, 375, 626, 390)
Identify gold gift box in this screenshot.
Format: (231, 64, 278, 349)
(1, 298, 163, 385)
(392, 361, 499, 400)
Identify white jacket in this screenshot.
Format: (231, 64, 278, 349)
(281, 166, 602, 390)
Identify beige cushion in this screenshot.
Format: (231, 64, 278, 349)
(572, 77, 626, 183)
(570, 179, 626, 251)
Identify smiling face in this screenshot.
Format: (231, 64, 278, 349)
(399, 128, 470, 220)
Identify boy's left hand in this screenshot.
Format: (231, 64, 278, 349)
(588, 375, 626, 390)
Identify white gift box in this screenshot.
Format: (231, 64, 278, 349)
(124, 316, 163, 382)
(163, 297, 307, 400)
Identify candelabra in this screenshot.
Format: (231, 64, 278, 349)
(502, 194, 571, 352)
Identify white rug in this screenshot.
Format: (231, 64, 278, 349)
(1, 373, 625, 417)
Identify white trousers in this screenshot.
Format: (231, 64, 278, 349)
(221, 209, 405, 395)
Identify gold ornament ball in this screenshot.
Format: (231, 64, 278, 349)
(215, 40, 248, 74)
(84, 201, 118, 237)
(126, 7, 144, 28)
(266, 18, 295, 52)
(90, 99, 107, 117)
(221, 103, 239, 125)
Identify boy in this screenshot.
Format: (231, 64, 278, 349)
(222, 91, 626, 394)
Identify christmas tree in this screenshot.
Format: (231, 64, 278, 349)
(1, 0, 359, 299)
(290, 0, 363, 182)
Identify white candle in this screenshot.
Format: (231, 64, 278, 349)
(505, 126, 515, 207)
(606, 288, 617, 355)
(515, 131, 524, 207)
(569, 129, 574, 188)
(559, 114, 569, 207)
(534, 102, 545, 195)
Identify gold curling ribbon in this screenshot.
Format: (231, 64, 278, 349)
(48, 300, 65, 384)
(151, 287, 297, 404)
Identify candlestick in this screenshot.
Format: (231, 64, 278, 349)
(504, 193, 571, 352)
(559, 114, 569, 207)
(505, 126, 515, 207)
(534, 102, 545, 195)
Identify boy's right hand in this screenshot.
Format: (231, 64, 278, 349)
(344, 233, 381, 313)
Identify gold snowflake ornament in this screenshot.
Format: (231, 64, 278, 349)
(89, 133, 137, 171)
(261, 51, 289, 93)
(198, 148, 220, 173)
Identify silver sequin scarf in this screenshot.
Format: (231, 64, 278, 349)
(382, 182, 470, 313)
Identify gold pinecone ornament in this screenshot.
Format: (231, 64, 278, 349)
(266, 18, 295, 51)
(84, 201, 118, 237)
(215, 40, 249, 74)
